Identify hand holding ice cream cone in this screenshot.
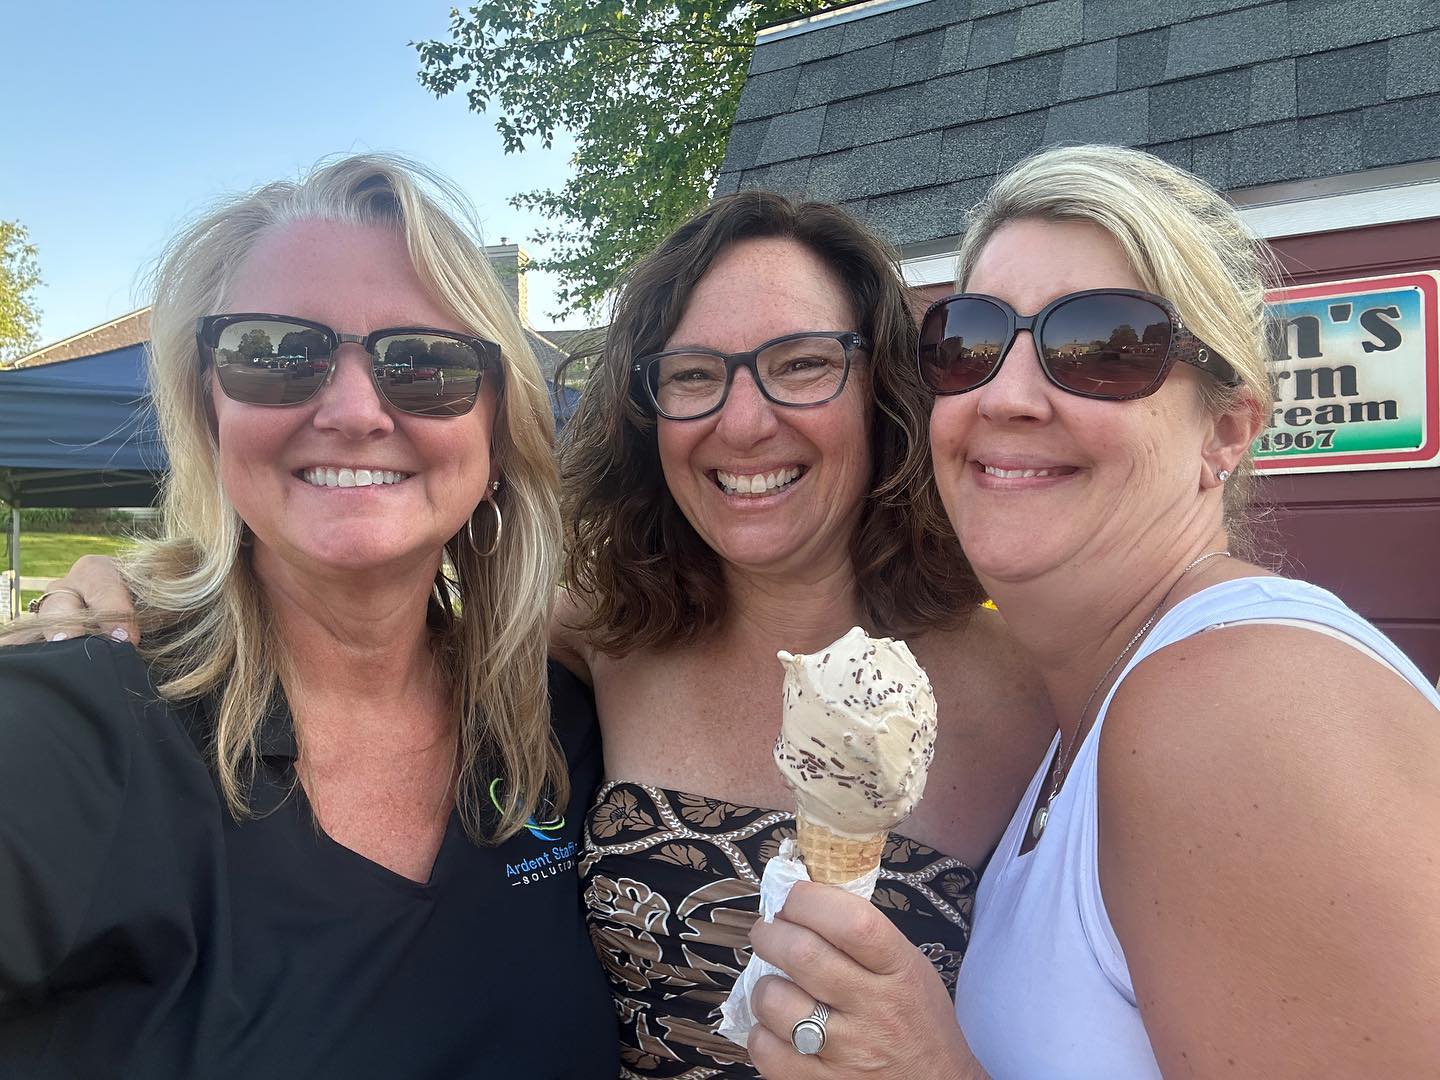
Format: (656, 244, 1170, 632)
(717, 626, 939, 1048)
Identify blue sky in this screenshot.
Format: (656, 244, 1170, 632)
(1, 0, 584, 348)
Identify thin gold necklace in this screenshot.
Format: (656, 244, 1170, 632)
(1029, 551, 1232, 841)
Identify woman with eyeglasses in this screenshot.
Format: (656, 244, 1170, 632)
(552, 194, 1055, 1077)
(0, 156, 616, 1076)
(745, 146, 1440, 1078)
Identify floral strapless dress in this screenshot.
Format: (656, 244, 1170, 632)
(581, 781, 978, 1079)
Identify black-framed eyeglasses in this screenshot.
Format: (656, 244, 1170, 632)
(632, 331, 868, 421)
(917, 288, 1242, 401)
(197, 313, 502, 418)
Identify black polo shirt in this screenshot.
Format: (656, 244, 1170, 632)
(0, 638, 617, 1079)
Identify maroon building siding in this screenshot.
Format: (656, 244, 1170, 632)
(1265, 219, 1440, 683)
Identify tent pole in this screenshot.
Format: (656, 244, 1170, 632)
(7, 505, 18, 620)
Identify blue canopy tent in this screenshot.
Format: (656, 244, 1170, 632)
(0, 343, 164, 616)
(0, 343, 164, 508)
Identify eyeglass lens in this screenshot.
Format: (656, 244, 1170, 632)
(920, 294, 1175, 398)
(210, 317, 486, 417)
(650, 335, 849, 418)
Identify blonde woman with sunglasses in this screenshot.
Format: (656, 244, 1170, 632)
(0, 157, 615, 1077)
(746, 147, 1440, 1080)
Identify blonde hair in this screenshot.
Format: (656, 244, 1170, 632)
(955, 145, 1276, 552)
(14, 155, 565, 843)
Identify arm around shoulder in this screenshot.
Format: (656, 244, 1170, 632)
(1098, 625, 1440, 1077)
(0, 639, 136, 999)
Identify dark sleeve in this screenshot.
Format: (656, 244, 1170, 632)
(546, 660, 603, 802)
(0, 638, 139, 1001)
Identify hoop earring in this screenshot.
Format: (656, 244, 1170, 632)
(466, 480, 503, 557)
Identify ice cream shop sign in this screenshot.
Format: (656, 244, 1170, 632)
(1257, 272, 1439, 474)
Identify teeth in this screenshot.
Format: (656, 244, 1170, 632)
(982, 465, 1063, 479)
(300, 467, 411, 488)
(716, 466, 802, 495)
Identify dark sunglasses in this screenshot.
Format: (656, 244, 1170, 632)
(197, 313, 502, 417)
(632, 331, 868, 421)
(917, 288, 1241, 401)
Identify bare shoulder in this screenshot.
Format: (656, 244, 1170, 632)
(548, 587, 596, 685)
(1098, 623, 1440, 1075)
(1100, 621, 1440, 814)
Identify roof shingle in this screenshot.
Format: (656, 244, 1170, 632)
(721, 0, 1440, 251)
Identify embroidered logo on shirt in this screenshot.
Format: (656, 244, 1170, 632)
(489, 778, 577, 886)
(488, 778, 566, 840)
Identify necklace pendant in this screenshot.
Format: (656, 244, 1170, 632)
(1030, 803, 1049, 840)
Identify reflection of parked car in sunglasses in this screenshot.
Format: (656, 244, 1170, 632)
(379, 362, 441, 382)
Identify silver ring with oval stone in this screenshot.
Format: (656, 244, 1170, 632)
(790, 1001, 830, 1055)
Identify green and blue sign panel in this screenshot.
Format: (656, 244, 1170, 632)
(1258, 271, 1439, 474)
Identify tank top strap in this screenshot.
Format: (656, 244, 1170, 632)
(1065, 575, 1440, 1002)
(1088, 576, 1436, 739)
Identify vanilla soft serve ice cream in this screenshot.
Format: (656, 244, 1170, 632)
(773, 627, 938, 881)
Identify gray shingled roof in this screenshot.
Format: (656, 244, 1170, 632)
(715, 0, 1440, 249)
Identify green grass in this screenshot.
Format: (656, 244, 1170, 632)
(2, 531, 133, 608)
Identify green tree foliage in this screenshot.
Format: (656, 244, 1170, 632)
(278, 328, 329, 359)
(427, 337, 481, 369)
(384, 337, 433, 366)
(1109, 323, 1139, 348)
(0, 220, 43, 365)
(414, 0, 826, 315)
(236, 328, 275, 360)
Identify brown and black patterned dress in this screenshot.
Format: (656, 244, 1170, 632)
(581, 781, 979, 1079)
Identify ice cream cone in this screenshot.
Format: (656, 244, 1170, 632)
(794, 814, 887, 885)
(773, 628, 938, 880)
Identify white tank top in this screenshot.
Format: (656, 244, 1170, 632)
(954, 577, 1440, 1079)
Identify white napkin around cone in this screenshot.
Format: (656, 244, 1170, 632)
(717, 838, 882, 1047)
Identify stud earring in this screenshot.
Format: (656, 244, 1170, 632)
(1217, 469, 1231, 483)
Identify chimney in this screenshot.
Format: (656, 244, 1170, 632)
(484, 241, 530, 326)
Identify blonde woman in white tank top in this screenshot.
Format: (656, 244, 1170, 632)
(745, 147, 1440, 1080)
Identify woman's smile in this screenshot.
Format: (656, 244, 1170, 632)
(970, 458, 1081, 490)
(296, 466, 414, 488)
(711, 465, 807, 498)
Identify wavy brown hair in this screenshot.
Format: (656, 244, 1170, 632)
(558, 191, 984, 655)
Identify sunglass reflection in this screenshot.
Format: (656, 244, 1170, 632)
(199, 314, 500, 417)
(919, 289, 1240, 401)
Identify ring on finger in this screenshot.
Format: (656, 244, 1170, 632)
(27, 587, 87, 615)
(790, 1001, 830, 1056)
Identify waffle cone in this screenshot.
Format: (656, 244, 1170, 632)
(794, 814, 887, 885)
